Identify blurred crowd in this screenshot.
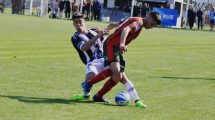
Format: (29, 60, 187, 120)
(187, 7, 215, 31)
(0, 0, 6, 13)
(132, 3, 151, 17)
(48, 0, 101, 21)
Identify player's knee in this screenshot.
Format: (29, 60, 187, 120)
(110, 62, 121, 82)
(110, 62, 121, 73)
(85, 72, 96, 81)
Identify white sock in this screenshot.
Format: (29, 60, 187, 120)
(83, 92, 90, 97)
(124, 80, 140, 101)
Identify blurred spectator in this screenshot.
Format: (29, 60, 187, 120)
(160, 5, 164, 8)
(59, 0, 65, 18)
(65, 0, 71, 18)
(141, 3, 149, 17)
(208, 8, 215, 31)
(53, 0, 59, 17)
(166, 3, 170, 9)
(20, 0, 26, 15)
(71, 0, 79, 15)
(36, 6, 41, 16)
(0, 0, 5, 13)
(203, 9, 209, 25)
(81, 0, 87, 14)
(48, 3, 52, 17)
(197, 9, 203, 30)
(133, 4, 140, 17)
(188, 7, 196, 30)
(85, 0, 91, 20)
(92, 0, 101, 21)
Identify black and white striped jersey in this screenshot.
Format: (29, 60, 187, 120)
(71, 29, 103, 65)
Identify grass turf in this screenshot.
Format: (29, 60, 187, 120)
(0, 13, 215, 120)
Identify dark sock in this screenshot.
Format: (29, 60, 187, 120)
(96, 78, 118, 99)
(135, 100, 140, 103)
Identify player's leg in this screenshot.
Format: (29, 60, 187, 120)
(80, 68, 112, 97)
(210, 20, 214, 31)
(212, 20, 214, 31)
(198, 19, 200, 30)
(71, 72, 95, 101)
(93, 62, 121, 102)
(92, 39, 122, 102)
(87, 68, 112, 85)
(87, 38, 116, 85)
(118, 53, 146, 108)
(120, 73, 140, 102)
(83, 72, 96, 96)
(120, 73, 147, 108)
(110, 62, 121, 83)
(71, 61, 98, 101)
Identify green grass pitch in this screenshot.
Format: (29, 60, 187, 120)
(0, 13, 215, 120)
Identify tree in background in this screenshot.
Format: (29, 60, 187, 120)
(192, 0, 215, 25)
(193, 0, 215, 11)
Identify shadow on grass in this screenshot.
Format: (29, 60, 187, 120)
(0, 95, 143, 109)
(150, 76, 215, 81)
(103, 103, 138, 109)
(0, 95, 94, 104)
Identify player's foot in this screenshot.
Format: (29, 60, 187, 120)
(81, 82, 92, 93)
(135, 100, 147, 108)
(93, 94, 111, 103)
(71, 94, 90, 101)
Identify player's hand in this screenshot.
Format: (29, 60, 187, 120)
(98, 29, 109, 37)
(119, 44, 128, 54)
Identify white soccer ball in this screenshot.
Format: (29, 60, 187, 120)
(115, 91, 130, 106)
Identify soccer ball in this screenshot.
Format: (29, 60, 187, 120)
(115, 91, 130, 106)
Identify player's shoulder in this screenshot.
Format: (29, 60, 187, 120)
(130, 17, 143, 21)
(126, 17, 143, 24)
(71, 32, 79, 40)
(128, 17, 143, 25)
(127, 16, 140, 19)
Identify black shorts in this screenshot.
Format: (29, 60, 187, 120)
(103, 42, 125, 72)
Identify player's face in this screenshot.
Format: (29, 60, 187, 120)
(143, 15, 158, 29)
(73, 18, 86, 32)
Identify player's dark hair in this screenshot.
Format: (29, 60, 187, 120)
(150, 12, 161, 25)
(72, 13, 84, 21)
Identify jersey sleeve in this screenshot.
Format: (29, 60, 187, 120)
(71, 35, 85, 49)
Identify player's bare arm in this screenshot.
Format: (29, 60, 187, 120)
(80, 29, 109, 51)
(119, 26, 131, 53)
(105, 22, 119, 31)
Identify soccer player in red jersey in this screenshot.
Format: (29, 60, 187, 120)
(71, 13, 148, 108)
(82, 12, 161, 107)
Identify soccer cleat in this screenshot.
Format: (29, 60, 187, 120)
(93, 94, 111, 103)
(81, 82, 92, 93)
(135, 100, 147, 108)
(71, 94, 90, 101)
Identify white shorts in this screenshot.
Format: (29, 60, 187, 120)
(86, 58, 108, 74)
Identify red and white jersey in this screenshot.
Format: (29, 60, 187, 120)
(107, 17, 144, 46)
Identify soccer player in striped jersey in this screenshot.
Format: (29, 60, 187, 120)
(81, 12, 161, 108)
(71, 14, 146, 108)
(71, 13, 108, 99)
